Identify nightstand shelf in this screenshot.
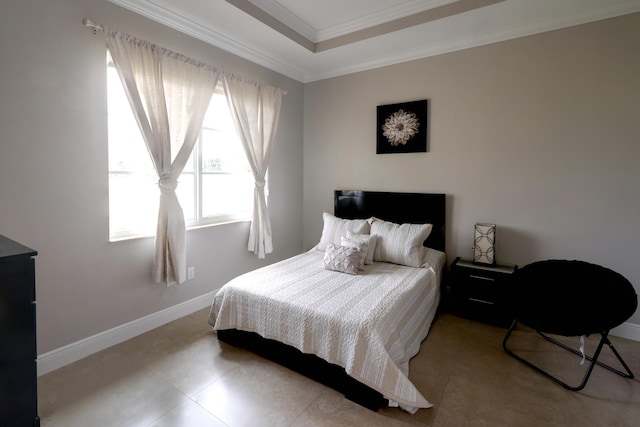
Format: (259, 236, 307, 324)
(449, 257, 516, 325)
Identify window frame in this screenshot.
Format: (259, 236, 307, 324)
(107, 66, 254, 242)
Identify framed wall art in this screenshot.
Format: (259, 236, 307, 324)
(376, 99, 428, 154)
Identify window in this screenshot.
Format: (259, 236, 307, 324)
(107, 64, 253, 241)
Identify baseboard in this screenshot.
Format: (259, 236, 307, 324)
(610, 321, 640, 342)
(37, 291, 217, 376)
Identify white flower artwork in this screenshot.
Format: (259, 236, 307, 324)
(376, 99, 428, 154)
(382, 109, 420, 146)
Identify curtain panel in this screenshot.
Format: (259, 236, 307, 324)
(223, 76, 284, 259)
(106, 30, 219, 286)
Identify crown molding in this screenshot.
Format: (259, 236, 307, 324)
(246, 0, 318, 41)
(317, 0, 457, 42)
(303, 0, 640, 82)
(108, 0, 306, 81)
(108, 0, 640, 84)
(249, 0, 457, 42)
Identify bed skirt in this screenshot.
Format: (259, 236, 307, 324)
(217, 328, 386, 411)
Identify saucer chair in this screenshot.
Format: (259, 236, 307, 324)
(502, 259, 637, 391)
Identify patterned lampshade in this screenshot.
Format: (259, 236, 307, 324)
(474, 223, 496, 265)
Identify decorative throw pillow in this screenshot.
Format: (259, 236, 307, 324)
(340, 236, 368, 270)
(323, 244, 360, 275)
(370, 218, 433, 268)
(316, 212, 370, 251)
(345, 231, 377, 265)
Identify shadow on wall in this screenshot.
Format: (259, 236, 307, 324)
(495, 226, 541, 266)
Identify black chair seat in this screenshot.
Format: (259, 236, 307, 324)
(503, 259, 637, 391)
(506, 260, 637, 336)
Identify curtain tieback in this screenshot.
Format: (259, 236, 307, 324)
(255, 178, 266, 188)
(158, 175, 178, 193)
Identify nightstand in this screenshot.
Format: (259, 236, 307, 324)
(449, 257, 517, 325)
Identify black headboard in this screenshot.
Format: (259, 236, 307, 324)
(334, 190, 446, 252)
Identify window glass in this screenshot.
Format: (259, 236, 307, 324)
(107, 64, 253, 241)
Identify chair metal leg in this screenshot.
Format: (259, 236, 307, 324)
(503, 319, 634, 391)
(536, 330, 634, 380)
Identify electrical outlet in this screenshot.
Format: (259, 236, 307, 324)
(187, 266, 195, 280)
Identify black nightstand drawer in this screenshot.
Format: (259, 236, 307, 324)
(449, 257, 516, 324)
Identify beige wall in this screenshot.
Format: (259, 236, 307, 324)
(1, 0, 637, 356)
(303, 14, 640, 324)
(0, 0, 303, 354)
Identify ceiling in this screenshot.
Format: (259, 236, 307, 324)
(108, 0, 640, 83)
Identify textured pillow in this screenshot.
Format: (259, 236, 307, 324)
(323, 244, 360, 275)
(370, 218, 433, 267)
(316, 212, 369, 251)
(345, 231, 377, 265)
(340, 236, 368, 270)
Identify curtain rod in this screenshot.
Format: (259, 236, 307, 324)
(81, 17, 286, 95)
(83, 18, 104, 34)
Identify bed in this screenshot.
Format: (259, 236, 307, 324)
(208, 190, 446, 413)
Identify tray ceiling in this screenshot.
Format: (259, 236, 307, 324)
(108, 0, 640, 82)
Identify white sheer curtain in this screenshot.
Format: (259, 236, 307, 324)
(106, 30, 219, 285)
(223, 76, 284, 259)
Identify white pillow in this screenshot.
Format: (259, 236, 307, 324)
(345, 231, 377, 265)
(323, 243, 360, 275)
(370, 218, 432, 267)
(316, 212, 369, 251)
(340, 236, 368, 270)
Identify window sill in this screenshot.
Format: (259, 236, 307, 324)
(187, 218, 251, 232)
(109, 218, 251, 243)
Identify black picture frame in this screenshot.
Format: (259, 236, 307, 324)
(376, 99, 428, 154)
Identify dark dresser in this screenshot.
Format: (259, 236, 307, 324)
(0, 235, 39, 426)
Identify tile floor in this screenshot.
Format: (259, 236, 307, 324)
(38, 309, 640, 426)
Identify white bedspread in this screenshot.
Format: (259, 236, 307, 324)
(208, 249, 443, 413)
